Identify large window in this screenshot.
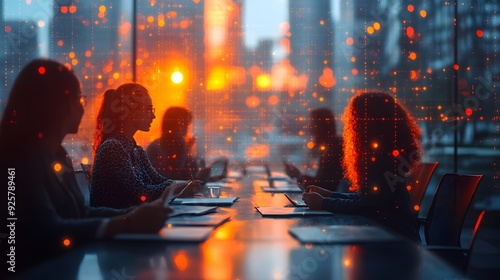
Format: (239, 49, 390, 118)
(2, 0, 499, 210)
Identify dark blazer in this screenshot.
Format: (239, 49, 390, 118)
(14, 146, 128, 273)
(321, 168, 420, 242)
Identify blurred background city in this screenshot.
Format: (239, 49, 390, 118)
(1, 0, 499, 217)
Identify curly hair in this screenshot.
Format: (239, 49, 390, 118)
(342, 91, 421, 192)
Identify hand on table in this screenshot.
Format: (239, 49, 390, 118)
(302, 191, 325, 210)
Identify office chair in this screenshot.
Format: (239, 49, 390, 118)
(80, 163, 93, 183)
(423, 173, 483, 247)
(406, 162, 438, 219)
(427, 209, 500, 275)
(74, 170, 91, 207)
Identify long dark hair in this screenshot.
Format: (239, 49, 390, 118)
(93, 83, 149, 156)
(342, 91, 421, 191)
(0, 59, 80, 163)
(311, 107, 337, 144)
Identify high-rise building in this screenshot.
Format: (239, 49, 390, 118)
(288, 0, 334, 112)
(2, 20, 39, 101)
(51, 0, 124, 96)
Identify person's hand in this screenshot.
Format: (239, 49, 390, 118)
(126, 203, 172, 233)
(302, 192, 325, 210)
(305, 185, 334, 198)
(175, 180, 203, 198)
(284, 162, 301, 179)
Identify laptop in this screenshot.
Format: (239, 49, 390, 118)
(208, 157, 228, 180)
(284, 193, 307, 207)
(264, 163, 289, 181)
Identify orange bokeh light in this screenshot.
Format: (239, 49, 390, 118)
(245, 144, 269, 159)
(406, 26, 415, 38)
(53, 163, 62, 172)
(174, 251, 189, 271)
(245, 96, 260, 108)
(346, 37, 354, 45)
(268, 95, 279, 106)
(63, 238, 71, 247)
(407, 5, 414, 12)
(465, 108, 473, 116)
(256, 74, 271, 89)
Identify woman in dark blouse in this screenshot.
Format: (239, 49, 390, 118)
(91, 83, 201, 209)
(303, 91, 421, 242)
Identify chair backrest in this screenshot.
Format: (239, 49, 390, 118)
(80, 163, 92, 182)
(424, 173, 482, 246)
(74, 170, 90, 207)
(209, 157, 228, 180)
(466, 209, 500, 275)
(406, 162, 438, 218)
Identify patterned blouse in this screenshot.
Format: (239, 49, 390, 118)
(90, 133, 173, 209)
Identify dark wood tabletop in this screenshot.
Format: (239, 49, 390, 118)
(15, 167, 466, 280)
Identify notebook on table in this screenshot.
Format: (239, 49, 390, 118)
(255, 206, 333, 217)
(289, 225, 400, 244)
(260, 179, 304, 193)
(284, 193, 307, 207)
(169, 205, 218, 217)
(172, 197, 239, 206)
(115, 226, 214, 242)
(166, 214, 231, 227)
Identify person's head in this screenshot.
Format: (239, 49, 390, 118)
(310, 107, 336, 143)
(342, 91, 421, 191)
(93, 83, 155, 151)
(161, 106, 192, 138)
(0, 59, 83, 160)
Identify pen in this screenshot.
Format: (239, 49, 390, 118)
(163, 180, 193, 208)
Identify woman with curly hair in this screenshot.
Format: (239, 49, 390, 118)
(302, 91, 421, 241)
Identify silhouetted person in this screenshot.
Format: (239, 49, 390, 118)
(284, 107, 346, 191)
(303, 91, 421, 242)
(0, 59, 172, 275)
(91, 84, 201, 209)
(147, 106, 211, 180)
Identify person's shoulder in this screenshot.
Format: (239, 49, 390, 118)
(146, 139, 160, 151)
(96, 137, 125, 154)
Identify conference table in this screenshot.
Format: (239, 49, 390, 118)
(15, 165, 466, 280)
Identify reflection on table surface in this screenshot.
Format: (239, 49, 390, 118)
(15, 169, 465, 280)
